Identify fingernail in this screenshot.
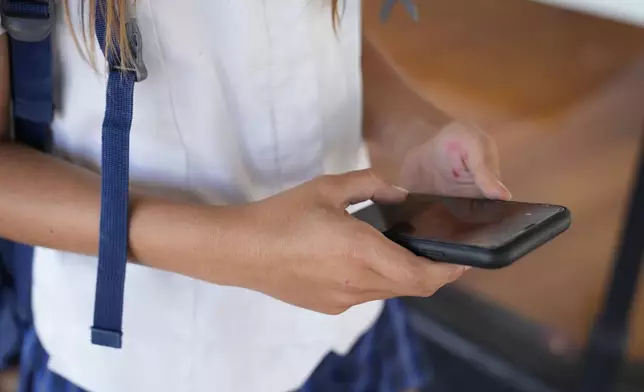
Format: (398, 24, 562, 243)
(450, 266, 469, 279)
(496, 181, 512, 200)
(393, 185, 409, 194)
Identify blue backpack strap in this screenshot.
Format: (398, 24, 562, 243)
(3, 0, 54, 151)
(90, 0, 146, 349)
(0, 0, 54, 366)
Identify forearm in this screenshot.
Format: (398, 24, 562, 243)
(0, 143, 242, 283)
(362, 38, 451, 146)
(0, 34, 245, 286)
(0, 143, 102, 254)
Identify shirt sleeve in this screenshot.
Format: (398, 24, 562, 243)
(0, 15, 5, 35)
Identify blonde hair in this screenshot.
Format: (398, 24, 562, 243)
(65, 0, 341, 72)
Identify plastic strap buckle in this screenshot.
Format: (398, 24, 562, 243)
(0, 0, 54, 42)
(124, 19, 147, 82)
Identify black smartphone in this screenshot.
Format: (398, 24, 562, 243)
(351, 194, 571, 269)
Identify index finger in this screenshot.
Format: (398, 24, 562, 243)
(470, 164, 511, 201)
(463, 139, 511, 200)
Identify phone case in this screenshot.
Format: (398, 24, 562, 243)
(384, 206, 572, 269)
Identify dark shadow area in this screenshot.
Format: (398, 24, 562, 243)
(405, 288, 644, 392)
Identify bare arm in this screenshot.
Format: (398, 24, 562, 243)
(0, 35, 9, 140)
(362, 37, 451, 155)
(362, 35, 510, 200)
(0, 143, 236, 277)
(0, 34, 238, 282)
(0, 34, 465, 314)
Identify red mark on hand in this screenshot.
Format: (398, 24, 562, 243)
(446, 141, 461, 152)
(452, 168, 461, 178)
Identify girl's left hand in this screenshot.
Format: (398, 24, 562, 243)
(400, 122, 512, 200)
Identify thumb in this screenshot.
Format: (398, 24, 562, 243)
(321, 170, 409, 208)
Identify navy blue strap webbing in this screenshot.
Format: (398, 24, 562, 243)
(2, 0, 53, 151)
(0, 0, 54, 365)
(2, 0, 54, 316)
(380, 0, 419, 22)
(90, 1, 146, 349)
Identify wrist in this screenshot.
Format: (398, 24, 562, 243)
(128, 194, 251, 285)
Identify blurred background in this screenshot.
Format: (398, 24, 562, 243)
(2, 0, 644, 391)
(363, 0, 644, 391)
(364, 0, 644, 390)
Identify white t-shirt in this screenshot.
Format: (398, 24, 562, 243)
(5, 1, 384, 391)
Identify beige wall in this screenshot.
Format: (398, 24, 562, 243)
(532, 0, 644, 27)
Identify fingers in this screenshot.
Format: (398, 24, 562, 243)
(318, 169, 408, 208)
(436, 123, 511, 200)
(461, 136, 511, 200)
(360, 231, 468, 297)
(408, 260, 469, 296)
(470, 164, 512, 200)
(326, 227, 469, 309)
(357, 260, 467, 301)
(338, 258, 468, 307)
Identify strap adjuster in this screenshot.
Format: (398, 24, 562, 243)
(0, 0, 54, 42)
(125, 19, 147, 82)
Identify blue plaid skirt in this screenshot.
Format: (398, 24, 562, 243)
(16, 299, 433, 392)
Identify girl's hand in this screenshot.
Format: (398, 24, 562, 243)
(229, 170, 467, 315)
(400, 122, 511, 200)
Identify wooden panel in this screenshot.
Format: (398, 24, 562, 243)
(363, 0, 644, 359)
(364, 0, 644, 124)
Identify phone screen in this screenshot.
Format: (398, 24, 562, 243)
(352, 195, 564, 249)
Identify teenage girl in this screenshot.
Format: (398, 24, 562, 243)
(0, 1, 511, 391)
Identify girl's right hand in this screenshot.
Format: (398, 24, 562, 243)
(217, 170, 468, 315)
